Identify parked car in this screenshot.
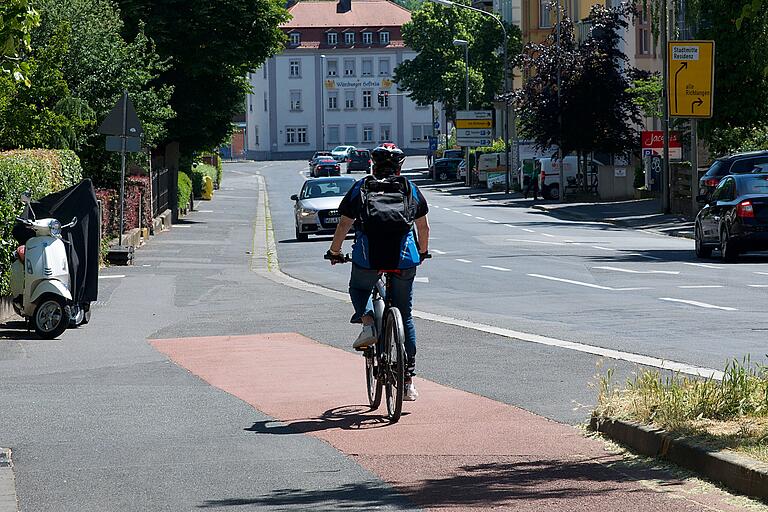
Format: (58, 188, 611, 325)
(331, 145, 356, 162)
(698, 150, 768, 198)
(291, 177, 356, 241)
(431, 157, 464, 181)
(695, 173, 768, 261)
(346, 149, 372, 173)
(442, 149, 463, 159)
(310, 150, 333, 161)
(311, 158, 341, 178)
(309, 155, 335, 176)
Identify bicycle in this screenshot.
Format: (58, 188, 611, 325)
(325, 252, 429, 423)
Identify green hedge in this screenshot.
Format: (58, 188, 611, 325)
(0, 150, 83, 295)
(190, 163, 218, 197)
(177, 171, 192, 212)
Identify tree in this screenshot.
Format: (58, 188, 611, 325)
(115, 0, 290, 162)
(0, 0, 40, 86)
(515, 3, 641, 184)
(394, 0, 521, 120)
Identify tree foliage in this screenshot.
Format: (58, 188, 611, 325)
(515, 3, 641, 162)
(627, 73, 662, 120)
(115, 0, 290, 159)
(394, 0, 521, 119)
(0, 0, 40, 86)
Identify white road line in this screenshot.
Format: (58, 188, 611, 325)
(593, 266, 680, 275)
(431, 249, 447, 254)
(522, 228, 536, 233)
(174, 225, 192, 228)
(198, 210, 214, 213)
(754, 272, 768, 276)
(475, 216, 486, 220)
(507, 238, 564, 246)
(528, 273, 648, 291)
(748, 284, 768, 288)
(627, 253, 663, 261)
(659, 297, 737, 311)
(463, 213, 473, 217)
(487, 219, 500, 224)
(456, 258, 472, 263)
(482, 265, 512, 272)
(541, 233, 556, 238)
(99, 275, 125, 279)
(683, 262, 720, 269)
(414, 277, 430, 283)
(591, 246, 615, 251)
(677, 285, 723, 289)
(504, 224, 517, 228)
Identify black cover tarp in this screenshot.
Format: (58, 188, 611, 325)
(12, 180, 99, 303)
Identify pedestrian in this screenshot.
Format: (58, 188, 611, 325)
(523, 172, 540, 200)
(426, 149, 433, 167)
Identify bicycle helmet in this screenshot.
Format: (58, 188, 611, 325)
(371, 146, 406, 177)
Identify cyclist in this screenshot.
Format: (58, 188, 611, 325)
(326, 146, 430, 401)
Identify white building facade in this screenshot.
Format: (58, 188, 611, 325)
(246, 0, 434, 160)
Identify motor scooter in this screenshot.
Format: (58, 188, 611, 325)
(9, 192, 79, 339)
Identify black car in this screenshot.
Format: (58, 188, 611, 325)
(442, 149, 464, 159)
(698, 150, 768, 198)
(431, 157, 464, 181)
(310, 157, 340, 177)
(695, 173, 768, 261)
(346, 149, 371, 173)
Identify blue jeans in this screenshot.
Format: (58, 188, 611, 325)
(349, 263, 417, 362)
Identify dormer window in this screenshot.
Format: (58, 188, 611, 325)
(289, 32, 301, 46)
(379, 31, 390, 44)
(327, 32, 338, 45)
(362, 32, 373, 44)
(344, 32, 355, 45)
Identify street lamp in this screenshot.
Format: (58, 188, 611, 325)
(320, 54, 326, 151)
(453, 39, 470, 186)
(429, 0, 512, 194)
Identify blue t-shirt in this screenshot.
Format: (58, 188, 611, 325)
(338, 177, 429, 269)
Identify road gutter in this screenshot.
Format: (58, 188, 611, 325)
(590, 417, 768, 501)
(0, 448, 18, 512)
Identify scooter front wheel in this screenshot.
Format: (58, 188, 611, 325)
(33, 295, 70, 339)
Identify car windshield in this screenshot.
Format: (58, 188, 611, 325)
(738, 175, 768, 195)
(332, 146, 348, 153)
(301, 180, 354, 199)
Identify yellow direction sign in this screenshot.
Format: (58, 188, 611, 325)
(667, 40, 715, 118)
(456, 119, 492, 129)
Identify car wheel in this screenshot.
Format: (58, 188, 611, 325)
(720, 226, 738, 262)
(438, 170, 449, 181)
(295, 225, 308, 242)
(545, 184, 560, 200)
(695, 224, 712, 259)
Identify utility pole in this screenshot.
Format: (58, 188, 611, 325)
(557, 0, 564, 202)
(661, 0, 671, 213)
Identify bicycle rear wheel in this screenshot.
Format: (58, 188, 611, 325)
(383, 307, 405, 423)
(365, 347, 382, 409)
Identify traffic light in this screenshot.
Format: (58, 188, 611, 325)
(377, 91, 389, 106)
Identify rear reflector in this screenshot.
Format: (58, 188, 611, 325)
(737, 200, 755, 218)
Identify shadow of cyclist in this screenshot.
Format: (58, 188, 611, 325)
(245, 405, 406, 435)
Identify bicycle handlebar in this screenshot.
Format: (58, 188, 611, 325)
(324, 251, 352, 264)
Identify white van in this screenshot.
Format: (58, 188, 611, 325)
(534, 156, 579, 200)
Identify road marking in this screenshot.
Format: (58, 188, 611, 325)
(197, 210, 214, 213)
(683, 262, 720, 269)
(528, 273, 649, 291)
(627, 253, 663, 261)
(475, 216, 486, 220)
(487, 219, 500, 224)
(507, 238, 564, 246)
(541, 233, 556, 238)
(463, 213, 473, 217)
(456, 258, 472, 263)
(431, 249, 447, 255)
(677, 285, 723, 289)
(504, 224, 517, 228)
(482, 265, 511, 272)
(414, 277, 430, 283)
(754, 272, 768, 276)
(174, 225, 192, 228)
(591, 246, 615, 251)
(522, 228, 536, 233)
(659, 297, 737, 311)
(748, 284, 768, 288)
(593, 266, 680, 275)
(99, 275, 125, 279)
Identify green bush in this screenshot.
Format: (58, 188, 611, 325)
(190, 163, 217, 197)
(177, 171, 192, 212)
(0, 149, 83, 295)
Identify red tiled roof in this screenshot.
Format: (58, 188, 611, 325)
(284, 0, 412, 29)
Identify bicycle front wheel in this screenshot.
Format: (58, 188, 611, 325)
(365, 347, 382, 409)
(383, 307, 405, 423)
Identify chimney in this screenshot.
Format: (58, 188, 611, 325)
(337, 0, 351, 13)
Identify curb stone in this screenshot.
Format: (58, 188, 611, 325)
(0, 448, 17, 512)
(590, 417, 768, 501)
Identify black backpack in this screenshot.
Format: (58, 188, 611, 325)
(359, 175, 416, 237)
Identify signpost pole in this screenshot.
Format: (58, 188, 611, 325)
(119, 90, 128, 247)
(661, 0, 670, 213)
(691, 118, 698, 217)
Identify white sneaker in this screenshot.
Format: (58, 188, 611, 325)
(404, 381, 419, 401)
(352, 324, 377, 350)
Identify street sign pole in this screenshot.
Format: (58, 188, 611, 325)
(119, 90, 128, 247)
(691, 118, 699, 216)
(661, 0, 670, 213)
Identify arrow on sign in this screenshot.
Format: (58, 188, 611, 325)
(674, 61, 688, 113)
(691, 97, 703, 113)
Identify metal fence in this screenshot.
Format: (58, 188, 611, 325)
(151, 167, 170, 217)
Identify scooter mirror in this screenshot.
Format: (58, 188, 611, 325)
(20, 191, 31, 204)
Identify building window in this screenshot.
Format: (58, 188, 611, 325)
(379, 31, 390, 44)
(263, 92, 268, 112)
(380, 125, 391, 142)
(326, 60, 338, 77)
(362, 32, 373, 44)
(328, 125, 340, 144)
(378, 58, 390, 76)
(328, 92, 338, 110)
(343, 59, 355, 77)
(345, 125, 357, 143)
(254, 125, 259, 145)
(263, 65, 267, 79)
(539, 0, 552, 28)
(289, 59, 301, 78)
(289, 32, 300, 46)
(637, 6, 652, 56)
(344, 32, 355, 45)
(411, 124, 431, 141)
(286, 126, 307, 144)
(379, 90, 390, 108)
(345, 90, 355, 109)
(362, 59, 373, 77)
(290, 91, 302, 111)
(362, 90, 372, 108)
(363, 126, 374, 142)
(327, 32, 338, 45)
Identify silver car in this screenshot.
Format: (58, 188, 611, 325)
(291, 177, 356, 241)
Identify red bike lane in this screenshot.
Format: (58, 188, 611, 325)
(151, 333, 745, 511)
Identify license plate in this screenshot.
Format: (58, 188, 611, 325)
(325, 217, 339, 224)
